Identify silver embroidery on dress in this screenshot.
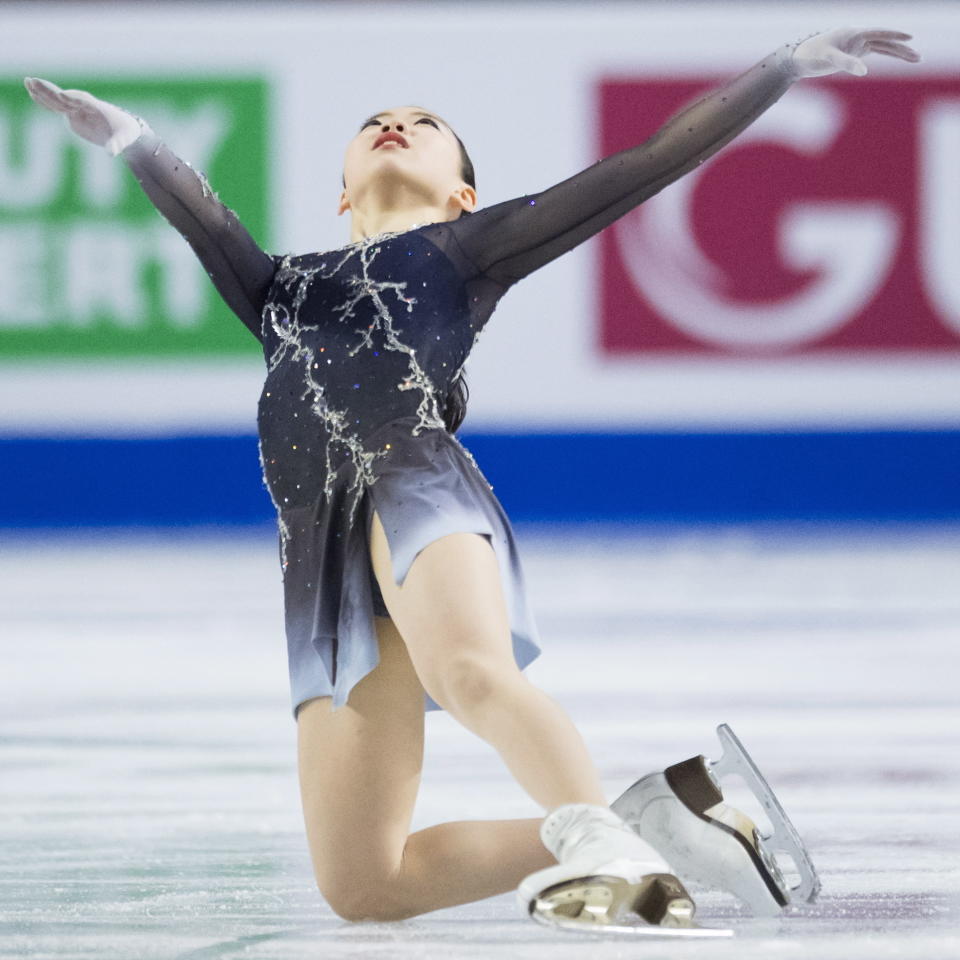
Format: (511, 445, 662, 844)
(259, 231, 447, 551)
(337, 237, 445, 436)
(257, 437, 291, 571)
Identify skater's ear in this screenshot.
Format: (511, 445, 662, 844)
(448, 183, 477, 215)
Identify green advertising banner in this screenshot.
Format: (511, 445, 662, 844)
(0, 76, 270, 357)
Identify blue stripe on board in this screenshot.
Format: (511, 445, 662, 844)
(1, 430, 958, 527)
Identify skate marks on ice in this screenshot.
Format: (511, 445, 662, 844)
(0, 525, 958, 958)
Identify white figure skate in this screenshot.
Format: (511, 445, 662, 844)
(518, 803, 732, 938)
(612, 723, 820, 916)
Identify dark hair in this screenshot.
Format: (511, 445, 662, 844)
(444, 129, 474, 433)
(451, 132, 476, 190)
(442, 363, 470, 434)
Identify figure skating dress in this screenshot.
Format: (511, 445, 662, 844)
(120, 45, 796, 718)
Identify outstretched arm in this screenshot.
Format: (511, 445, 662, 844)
(449, 28, 920, 289)
(119, 124, 276, 341)
(23, 78, 276, 342)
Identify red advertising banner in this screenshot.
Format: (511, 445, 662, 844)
(598, 75, 960, 355)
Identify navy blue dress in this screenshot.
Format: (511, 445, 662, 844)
(121, 45, 796, 718)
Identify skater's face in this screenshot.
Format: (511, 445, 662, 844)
(338, 106, 476, 219)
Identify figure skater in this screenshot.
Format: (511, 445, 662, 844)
(25, 25, 918, 936)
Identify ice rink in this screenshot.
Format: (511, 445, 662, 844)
(2, 523, 958, 959)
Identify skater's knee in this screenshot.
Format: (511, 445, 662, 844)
(325, 889, 410, 923)
(426, 654, 520, 719)
(319, 873, 415, 923)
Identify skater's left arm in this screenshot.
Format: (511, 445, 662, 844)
(448, 28, 919, 288)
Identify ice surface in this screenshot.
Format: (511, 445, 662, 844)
(1, 523, 958, 958)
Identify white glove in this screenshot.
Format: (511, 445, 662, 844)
(23, 76, 147, 156)
(789, 27, 920, 79)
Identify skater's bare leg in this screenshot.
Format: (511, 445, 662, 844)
(400, 816, 553, 908)
(369, 511, 607, 810)
(297, 614, 553, 922)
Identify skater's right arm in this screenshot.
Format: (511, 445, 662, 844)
(23, 77, 276, 342)
(119, 125, 277, 342)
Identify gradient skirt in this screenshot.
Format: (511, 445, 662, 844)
(277, 417, 542, 719)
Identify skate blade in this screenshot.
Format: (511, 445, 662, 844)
(530, 872, 728, 938)
(704, 723, 821, 905)
(531, 873, 731, 938)
(531, 911, 733, 938)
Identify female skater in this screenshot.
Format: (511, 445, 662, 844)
(25, 25, 918, 934)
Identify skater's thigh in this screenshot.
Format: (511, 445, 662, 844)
(296, 614, 425, 894)
(368, 509, 516, 703)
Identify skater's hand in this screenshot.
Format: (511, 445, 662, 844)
(23, 77, 145, 156)
(789, 27, 920, 79)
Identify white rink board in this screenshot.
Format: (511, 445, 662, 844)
(2, 0, 960, 433)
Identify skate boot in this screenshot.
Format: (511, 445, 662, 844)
(518, 803, 731, 938)
(611, 723, 820, 916)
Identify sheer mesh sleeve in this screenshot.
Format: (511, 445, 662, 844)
(120, 125, 277, 342)
(448, 43, 799, 288)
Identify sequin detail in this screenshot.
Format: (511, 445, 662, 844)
(258, 230, 449, 547)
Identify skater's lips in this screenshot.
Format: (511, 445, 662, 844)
(373, 132, 408, 149)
